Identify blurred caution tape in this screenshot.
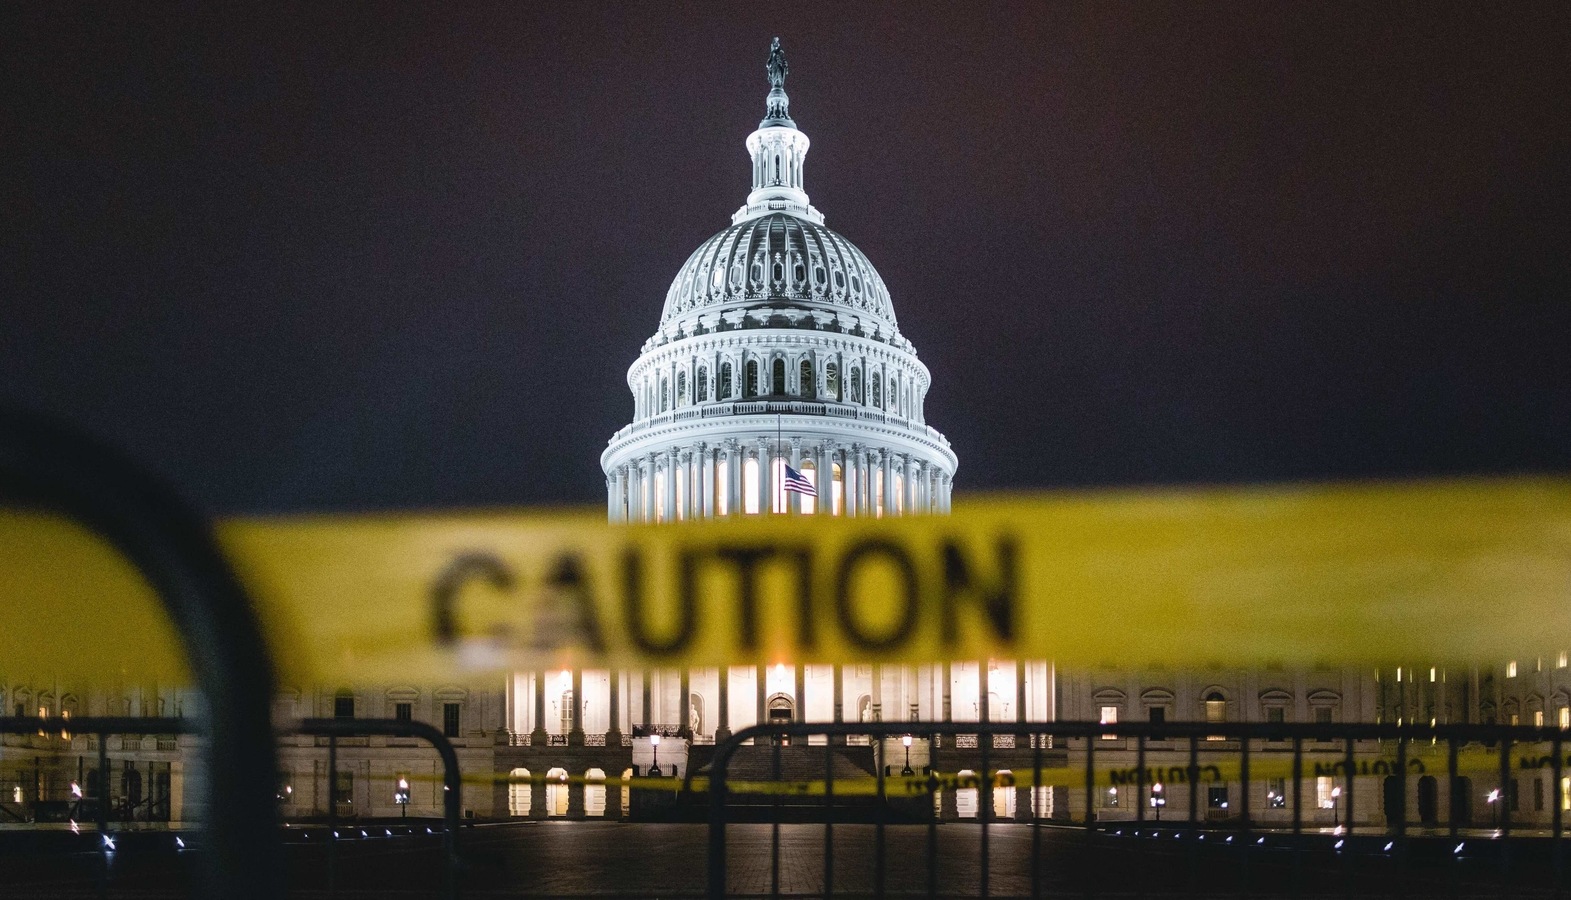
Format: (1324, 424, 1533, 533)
(1, 477, 1568, 682)
(403, 747, 1571, 797)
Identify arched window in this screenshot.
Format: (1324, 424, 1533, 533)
(825, 361, 839, 400)
(800, 359, 816, 399)
(508, 768, 532, 816)
(772, 261, 784, 282)
(719, 362, 733, 399)
(696, 367, 708, 402)
(850, 367, 862, 403)
(660, 377, 669, 412)
(676, 371, 688, 407)
(872, 375, 882, 408)
(744, 360, 759, 398)
(772, 358, 786, 395)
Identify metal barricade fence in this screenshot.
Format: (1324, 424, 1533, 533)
(0, 716, 466, 899)
(705, 720, 1571, 899)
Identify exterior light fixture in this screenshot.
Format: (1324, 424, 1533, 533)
(901, 734, 914, 776)
(395, 777, 411, 818)
(1331, 785, 1342, 827)
(650, 733, 662, 776)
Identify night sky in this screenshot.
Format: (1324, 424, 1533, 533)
(5, 4, 1568, 515)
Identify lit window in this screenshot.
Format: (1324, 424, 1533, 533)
(1098, 705, 1118, 740)
(1430, 667, 1437, 683)
(1510, 713, 1520, 726)
(1559, 707, 1569, 730)
(1204, 694, 1226, 723)
(1101, 786, 1120, 808)
(1266, 778, 1287, 809)
(1535, 710, 1546, 728)
(1508, 661, 1518, 678)
(1316, 776, 1336, 809)
(1560, 651, 1568, 669)
(1207, 786, 1229, 810)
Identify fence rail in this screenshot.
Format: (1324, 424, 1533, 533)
(705, 719, 1571, 899)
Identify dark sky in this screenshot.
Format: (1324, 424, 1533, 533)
(4, 4, 1568, 514)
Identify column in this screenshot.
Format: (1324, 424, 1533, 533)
(531, 670, 547, 744)
(569, 668, 584, 745)
(716, 667, 731, 741)
(845, 446, 860, 517)
(871, 664, 883, 721)
(1016, 661, 1027, 726)
(699, 443, 713, 518)
(679, 669, 692, 738)
(641, 670, 652, 729)
(628, 463, 641, 522)
(831, 665, 845, 745)
(882, 450, 895, 518)
(794, 664, 806, 725)
(903, 455, 916, 516)
(664, 449, 678, 522)
(607, 669, 622, 745)
(815, 443, 830, 515)
(679, 448, 692, 520)
(756, 440, 771, 516)
(756, 664, 767, 732)
(788, 439, 802, 515)
(606, 474, 617, 521)
(726, 440, 742, 517)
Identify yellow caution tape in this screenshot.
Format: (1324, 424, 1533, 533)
(1, 477, 1567, 682)
(374, 748, 1569, 797)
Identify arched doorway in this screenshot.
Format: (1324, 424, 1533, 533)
(1452, 776, 1474, 825)
(545, 768, 569, 817)
(956, 769, 979, 819)
(994, 770, 1016, 819)
(1383, 776, 1405, 828)
(585, 768, 606, 817)
(508, 768, 531, 817)
(1417, 775, 1439, 825)
(767, 693, 795, 745)
(621, 768, 633, 817)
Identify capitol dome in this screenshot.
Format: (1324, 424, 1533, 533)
(604, 38, 955, 522)
(658, 213, 899, 337)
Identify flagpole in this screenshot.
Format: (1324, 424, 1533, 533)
(776, 413, 783, 515)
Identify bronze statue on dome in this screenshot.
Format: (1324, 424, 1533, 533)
(767, 37, 788, 89)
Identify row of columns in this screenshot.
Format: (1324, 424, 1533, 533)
(607, 441, 953, 522)
(633, 354, 924, 423)
(525, 661, 1039, 743)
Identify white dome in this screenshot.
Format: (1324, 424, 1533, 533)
(603, 39, 955, 523)
(659, 213, 898, 333)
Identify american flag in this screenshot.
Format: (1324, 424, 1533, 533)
(781, 464, 817, 498)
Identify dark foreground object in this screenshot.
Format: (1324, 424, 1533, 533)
(3, 821, 1568, 898)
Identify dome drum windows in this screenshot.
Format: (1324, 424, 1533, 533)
(720, 362, 734, 399)
(871, 375, 882, 409)
(825, 361, 839, 401)
(676, 371, 688, 407)
(849, 367, 863, 404)
(745, 360, 760, 398)
(771, 358, 787, 395)
(800, 359, 816, 400)
(697, 367, 709, 402)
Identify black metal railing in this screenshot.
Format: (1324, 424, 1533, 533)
(705, 719, 1571, 899)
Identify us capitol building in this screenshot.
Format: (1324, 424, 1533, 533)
(2, 40, 1556, 832)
